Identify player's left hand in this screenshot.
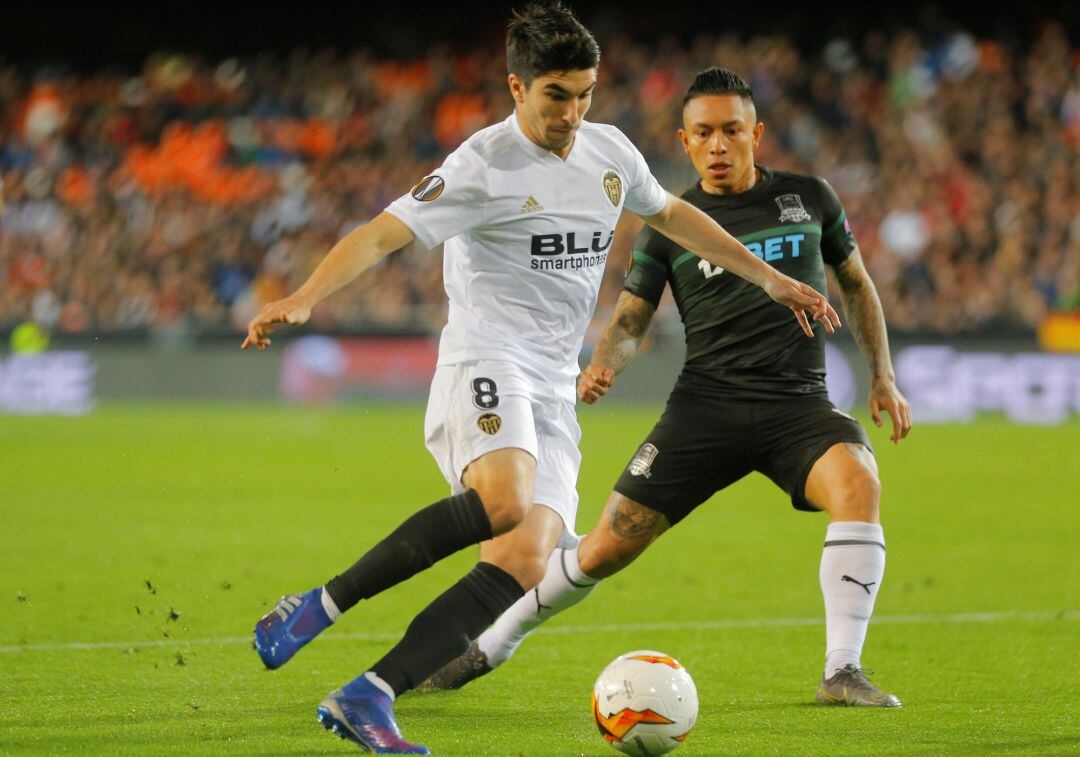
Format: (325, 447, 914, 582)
(763, 272, 841, 338)
(870, 376, 912, 444)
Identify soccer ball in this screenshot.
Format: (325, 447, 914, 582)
(592, 650, 698, 756)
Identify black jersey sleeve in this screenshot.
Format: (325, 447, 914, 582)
(622, 228, 671, 307)
(814, 177, 857, 265)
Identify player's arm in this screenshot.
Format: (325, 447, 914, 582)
(608, 210, 646, 267)
(579, 291, 656, 404)
(829, 247, 912, 443)
(640, 194, 840, 338)
(242, 212, 415, 350)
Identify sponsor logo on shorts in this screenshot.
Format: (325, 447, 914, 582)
(477, 413, 502, 435)
(411, 175, 445, 202)
(628, 442, 659, 478)
(602, 168, 623, 207)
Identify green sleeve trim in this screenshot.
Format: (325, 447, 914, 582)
(823, 212, 847, 238)
(631, 249, 666, 272)
(737, 223, 822, 244)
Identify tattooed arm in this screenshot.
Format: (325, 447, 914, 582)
(830, 247, 913, 443)
(578, 291, 656, 404)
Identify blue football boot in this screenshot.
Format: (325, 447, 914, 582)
(253, 588, 332, 670)
(317, 674, 430, 755)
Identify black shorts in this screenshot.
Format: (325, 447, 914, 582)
(613, 387, 873, 525)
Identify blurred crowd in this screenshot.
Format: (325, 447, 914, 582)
(1, 21, 1077, 337)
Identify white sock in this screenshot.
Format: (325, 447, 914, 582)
(820, 521, 886, 678)
(477, 544, 599, 667)
(321, 586, 342, 622)
(364, 671, 396, 701)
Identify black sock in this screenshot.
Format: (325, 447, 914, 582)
(370, 561, 525, 696)
(324, 489, 491, 613)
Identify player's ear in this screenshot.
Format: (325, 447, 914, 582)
(677, 128, 690, 156)
(752, 122, 765, 150)
(508, 73, 527, 104)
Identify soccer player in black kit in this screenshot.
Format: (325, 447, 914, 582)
(421, 68, 912, 707)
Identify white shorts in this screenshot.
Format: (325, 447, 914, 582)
(424, 359, 581, 537)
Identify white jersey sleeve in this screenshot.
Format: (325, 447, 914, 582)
(385, 144, 489, 249)
(619, 134, 668, 217)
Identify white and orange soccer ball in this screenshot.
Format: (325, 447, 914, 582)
(592, 650, 699, 756)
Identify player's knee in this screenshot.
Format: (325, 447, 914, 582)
(486, 548, 549, 591)
(833, 470, 881, 521)
(483, 498, 531, 534)
(509, 552, 549, 591)
(468, 481, 531, 534)
(465, 462, 535, 536)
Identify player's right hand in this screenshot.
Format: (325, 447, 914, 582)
(578, 364, 615, 404)
(763, 272, 841, 338)
(242, 296, 312, 351)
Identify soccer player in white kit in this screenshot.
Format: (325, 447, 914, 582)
(243, 4, 840, 753)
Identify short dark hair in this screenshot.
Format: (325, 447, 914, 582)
(683, 67, 754, 107)
(506, 2, 601, 84)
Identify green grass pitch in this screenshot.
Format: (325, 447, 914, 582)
(2, 404, 1078, 754)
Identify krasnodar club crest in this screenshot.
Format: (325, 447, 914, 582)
(602, 169, 623, 207)
(776, 193, 811, 223)
(628, 443, 659, 478)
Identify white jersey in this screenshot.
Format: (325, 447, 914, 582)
(386, 113, 668, 393)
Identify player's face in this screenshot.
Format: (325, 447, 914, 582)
(679, 95, 764, 194)
(510, 69, 597, 154)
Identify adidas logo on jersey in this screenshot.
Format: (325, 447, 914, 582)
(520, 195, 543, 214)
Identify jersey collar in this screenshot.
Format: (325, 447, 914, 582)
(691, 164, 775, 206)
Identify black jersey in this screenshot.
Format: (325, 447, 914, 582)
(623, 165, 856, 400)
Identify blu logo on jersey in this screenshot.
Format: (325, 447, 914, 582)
(530, 230, 615, 271)
(530, 231, 615, 256)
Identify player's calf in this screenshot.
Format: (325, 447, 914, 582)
(411, 509, 561, 692)
(419, 495, 668, 691)
(420, 542, 599, 692)
(479, 503, 566, 591)
(323, 488, 493, 615)
(580, 493, 670, 578)
(807, 443, 888, 683)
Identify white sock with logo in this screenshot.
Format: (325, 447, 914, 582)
(820, 521, 886, 678)
(477, 544, 599, 667)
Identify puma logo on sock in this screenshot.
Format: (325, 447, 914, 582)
(534, 588, 553, 613)
(841, 575, 876, 594)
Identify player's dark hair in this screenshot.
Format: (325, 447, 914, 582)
(683, 67, 754, 106)
(506, 2, 600, 84)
